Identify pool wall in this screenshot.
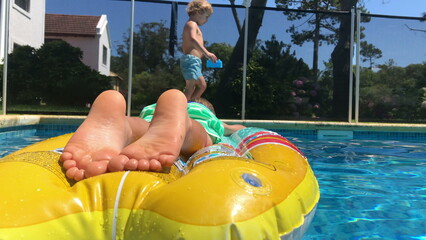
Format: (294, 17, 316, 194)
(225, 119, 426, 138)
(1, 115, 426, 139)
(0, 115, 85, 128)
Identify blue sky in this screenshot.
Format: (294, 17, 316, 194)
(46, 0, 426, 20)
(45, 0, 426, 67)
(362, 0, 425, 17)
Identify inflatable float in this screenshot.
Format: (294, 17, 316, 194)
(0, 127, 319, 240)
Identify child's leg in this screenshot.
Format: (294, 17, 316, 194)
(60, 90, 149, 181)
(191, 75, 207, 99)
(108, 89, 212, 172)
(184, 79, 196, 100)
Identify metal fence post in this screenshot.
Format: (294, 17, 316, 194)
(241, 0, 251, 120)
(355, 10, 361, 123)
(127, 0, 135, 116)
(348, 8, 355, 122)
(2, 0, 10, 115)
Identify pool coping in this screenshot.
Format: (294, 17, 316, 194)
(1, 115, 426, 133)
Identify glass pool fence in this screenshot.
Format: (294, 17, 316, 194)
(1, 0, 425, 123)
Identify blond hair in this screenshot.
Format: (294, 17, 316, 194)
(190, 97, 216, 115)
(186, 0, 213, 17)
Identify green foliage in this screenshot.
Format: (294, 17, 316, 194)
(109, 17, 425, 122)
(7, 45, 40, 104)
(36, 41, 111, 105)
(112, 20, 316, 119)
(115, 21, 170, 74)
(276, 0, 370, 48)
(360, 41, 382, 68)
(202, 43, 234, 100)
(4, 41, 111, 107)
(315, 60, 334, 115)
(359, 62, 426, 121)
(113, 21, 180, 108)
(131, 58, 184, 109)
(6, 104, 90, 114)
(227, 35, 315, 119)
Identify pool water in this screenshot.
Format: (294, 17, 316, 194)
(0, 125, 77, 157)
(289, 136, 426, 240)
(0, 126, 425, 239)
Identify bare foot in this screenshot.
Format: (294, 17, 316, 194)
(108, 125, 183, 172)
(61, 89, 211, 180)
(60, 91, 135, 181)
(108, 90, 193, 172)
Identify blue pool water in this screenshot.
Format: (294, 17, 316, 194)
(1, 125, 425, 239)
(0, 125, 77, 157)
(288, 136, 426, 240)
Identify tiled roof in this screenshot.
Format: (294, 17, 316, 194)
(45, 14, 101, 37)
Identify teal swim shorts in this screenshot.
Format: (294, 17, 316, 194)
(180, 54, 203, 80)
(140, 102, 225, 144)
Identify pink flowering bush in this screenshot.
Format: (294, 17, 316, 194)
(288, 77, 321, 119)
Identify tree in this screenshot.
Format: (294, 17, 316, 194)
(276, 0, 340, 78)
(275, 0, 388, 119)
(36, 41, 111, 105)
(131, 60, 182, 108)
(115, 21, 171, 75)
(276, 1, 374, 78)
(359, 61, 426, 121)
(215, 35, 314, 119)
(229, 0, 243, 35)
(405, 12, 426, 33)
(113, 21, 184, 109)
(202, 42, 234, 100)
(330, 0, 358, 119)
(5, 41, 111, 106)
(246, 35, 314, 119)
(360, 40, 382, 69)
(215, 0, 268, 117)
(7, 45, 40, 104)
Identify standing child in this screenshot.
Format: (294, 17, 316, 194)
(181, 0, 217, 100)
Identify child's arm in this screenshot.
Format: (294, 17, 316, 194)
(185, 21, 217, 61)
(222, 122, 246, 136)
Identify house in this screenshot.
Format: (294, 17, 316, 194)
(0, 1, 111, 76)
(0, 0, 46, 62)
(45, 13, 111, 76)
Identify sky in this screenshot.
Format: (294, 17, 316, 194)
(45, 0, 426, 67)
(46, 0, 426, 20)
(362, 0, 425, 17)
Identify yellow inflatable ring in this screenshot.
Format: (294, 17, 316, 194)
(0, 127, 319, 240)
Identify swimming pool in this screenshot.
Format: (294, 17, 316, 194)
(1, 125, 425, 239)
(290, 136, 426, 240)
(0, 124, 77, 157)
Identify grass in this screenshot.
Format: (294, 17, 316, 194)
(1, 104, 142, 116)
(2, 104, 90, 115)
(1, 105, 425, 123)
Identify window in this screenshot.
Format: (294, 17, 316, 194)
(15, 0, 30, 12)
(102, 45, 108, 65)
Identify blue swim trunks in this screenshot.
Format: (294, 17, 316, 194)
(140, 102, 224, 144)
(180, 54, 203, 80)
